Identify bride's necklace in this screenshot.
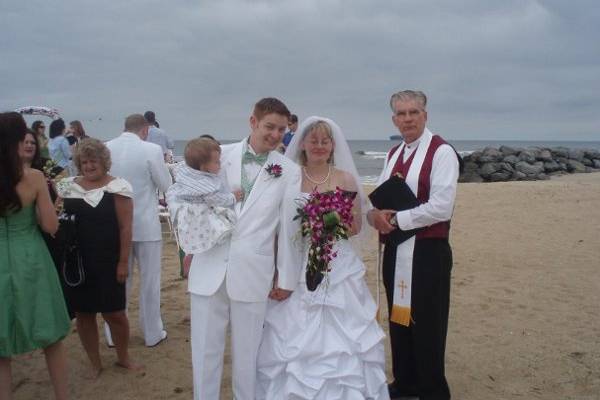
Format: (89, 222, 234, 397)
(303, 165, 331, 185)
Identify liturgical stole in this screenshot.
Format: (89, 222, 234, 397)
(379, 128, 450, 326)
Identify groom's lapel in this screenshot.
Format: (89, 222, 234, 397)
(224, 140, 244, 216)
(240, 151, 277, 217)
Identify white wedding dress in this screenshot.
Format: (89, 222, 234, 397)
(257, 233, 390, 399)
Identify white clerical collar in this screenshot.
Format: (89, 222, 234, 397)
(405, 136, 421, 150)
(404, 127, 432, 150)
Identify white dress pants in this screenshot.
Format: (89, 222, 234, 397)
(190, 282, 267, 400)
(105, 240, 165, 346)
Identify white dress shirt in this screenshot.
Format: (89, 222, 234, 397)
(394, 131, 459, 231)
(147, 126, 175, 155)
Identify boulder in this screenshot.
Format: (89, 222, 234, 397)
(463, 161, 479, 172)
(566, 160, 586, 173)
(551, 147, 570, 158)
(499, 145, 519, 156)
(584, 149, 600, 159)
(581, 158, 593, 167)
(490, 171, 512, 182)
(512, 171, 527, 180)
(515, 161, 545, 176)
(468, 151, 483, 163)
(568, 149, 585, 161)
(537, 149, 553, 161)
(543, 160, 562, 172)
(498, 162, 515, 173)
(479, 147, 503, 163)
(480, 162, 500, 178)
(503, 155, 520, 165)
(518, 150, 537, 163)
(594, 160, 600, 169)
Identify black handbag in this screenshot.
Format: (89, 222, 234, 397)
(57, 212, 85, 287)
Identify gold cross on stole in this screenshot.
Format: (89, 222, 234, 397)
(398, 280, 408, 299)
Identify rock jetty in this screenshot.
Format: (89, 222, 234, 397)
(459, 146, 600, 183)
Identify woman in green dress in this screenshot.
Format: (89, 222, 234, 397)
(0, 112, 70, 400)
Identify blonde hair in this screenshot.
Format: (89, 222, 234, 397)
(184, 137, 220, 170)
(72, 138, 111, 174)
(299, 120, 335, 165)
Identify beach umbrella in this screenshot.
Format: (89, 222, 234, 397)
(15, 106, 61, 120)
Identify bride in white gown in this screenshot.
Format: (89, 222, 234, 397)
(256, 116, 389, 400)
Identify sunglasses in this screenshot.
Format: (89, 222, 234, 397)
(39, 126, 45, 129)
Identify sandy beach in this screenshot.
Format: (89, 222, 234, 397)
(11, 172, 600, 400)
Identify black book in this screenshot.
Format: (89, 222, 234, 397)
(368, 174, 421, 246)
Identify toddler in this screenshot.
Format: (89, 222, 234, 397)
(166, 137, 243, 254)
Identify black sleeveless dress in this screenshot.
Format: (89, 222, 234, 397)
(64, 192, 126, 313)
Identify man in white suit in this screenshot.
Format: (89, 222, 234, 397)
(188, 98, 302, 400)
(106, 114, 173, 347)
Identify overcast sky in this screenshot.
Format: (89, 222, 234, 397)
(2, 0, 599, 141)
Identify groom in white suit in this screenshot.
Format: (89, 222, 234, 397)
(188, 98, 302, 400)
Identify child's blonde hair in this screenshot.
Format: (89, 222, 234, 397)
(184, 137, 220, 170)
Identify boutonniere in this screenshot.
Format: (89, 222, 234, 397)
(265, 163, 283, 178)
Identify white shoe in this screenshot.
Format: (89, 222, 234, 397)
(147, 330, 168, 347)
(105, 323, 115, 348)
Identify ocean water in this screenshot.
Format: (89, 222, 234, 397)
(174, 139, 600, 184)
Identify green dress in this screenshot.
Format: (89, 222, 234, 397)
(0, 204, 70, 357)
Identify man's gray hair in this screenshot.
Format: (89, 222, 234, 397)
(389, 90, 427, 111)
(124, 114, 149, 133)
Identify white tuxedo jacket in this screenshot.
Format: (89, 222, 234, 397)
(106, 132, 173, 241)
(188, 140, 302, 302)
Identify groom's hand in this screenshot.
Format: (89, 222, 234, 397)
(269, 288, 292, 301)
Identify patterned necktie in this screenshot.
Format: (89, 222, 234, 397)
(242, 150, 268, 166)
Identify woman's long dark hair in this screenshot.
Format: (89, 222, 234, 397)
(31, 120, 44, 132)
(49, 118, 65, 139)
(0, 112, 27, 216)
(26, 129, 46, 170)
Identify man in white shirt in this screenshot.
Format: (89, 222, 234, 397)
(105, 114, 173, 347)
(144, 111, 175, 161)
(368, 90, 460, 400)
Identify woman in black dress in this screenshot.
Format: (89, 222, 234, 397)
(57, 138, 141, 376)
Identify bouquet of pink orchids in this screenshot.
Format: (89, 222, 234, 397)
(295, 188, 357, 291)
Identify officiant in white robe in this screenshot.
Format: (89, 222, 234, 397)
(188, 98, 302, 400)
(368, 91, 460, 400)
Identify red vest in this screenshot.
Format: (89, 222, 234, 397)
(386, 135, 451, 240)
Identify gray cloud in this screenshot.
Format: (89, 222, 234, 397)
(1, 0, 599, 141)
